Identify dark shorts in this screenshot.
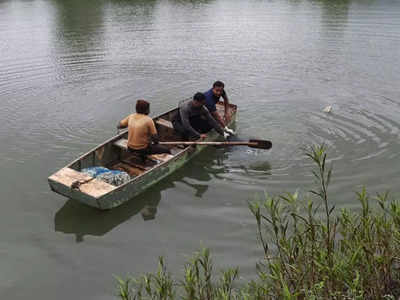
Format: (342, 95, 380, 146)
(128, 144, 171, 159)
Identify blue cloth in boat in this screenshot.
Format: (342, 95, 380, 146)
(82, 167, 110, 177)
(82, 167, 131, 186)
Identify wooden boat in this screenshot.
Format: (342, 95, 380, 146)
(48, 101, 237, 210)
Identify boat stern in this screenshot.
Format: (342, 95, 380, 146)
(48, 167, 117, 209)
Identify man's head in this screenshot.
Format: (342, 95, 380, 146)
(136, 99, 150, 115)
(212, 81, 225, 98)
(192, 92, 206, 107)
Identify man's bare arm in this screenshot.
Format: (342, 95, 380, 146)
(211, 111, 225, 128)
(118, 116, 129, 129)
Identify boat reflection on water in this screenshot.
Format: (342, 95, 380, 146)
(54, 146, 232, 242)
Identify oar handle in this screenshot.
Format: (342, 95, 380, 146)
(159, 141, 253, 146)
(159, 139, 272, 150)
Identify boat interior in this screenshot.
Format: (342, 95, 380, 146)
(50, 103, 236, 195)
(110, 103, 236, 178)
(70, 108, 186, 178)
(107, 109, 185, 178)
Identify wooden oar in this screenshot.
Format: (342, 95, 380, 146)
(159, 139, 272, 150)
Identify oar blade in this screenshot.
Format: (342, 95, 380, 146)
(249, 139, 272, 150)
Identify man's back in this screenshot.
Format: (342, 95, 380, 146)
(125, 113, 156, 150)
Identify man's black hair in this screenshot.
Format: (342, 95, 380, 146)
(193, 92, 206, 102)
(136, 99, 150, 114)
(213, 81, 225, 88)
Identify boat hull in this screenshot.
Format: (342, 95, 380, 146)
(48, 102, 237, 209)
(97, 139, 211, 209)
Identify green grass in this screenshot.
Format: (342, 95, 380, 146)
(116, 145, 400, 299)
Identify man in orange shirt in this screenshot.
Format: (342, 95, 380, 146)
(118, 100, 170, 157)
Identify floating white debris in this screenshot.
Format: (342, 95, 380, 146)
(323, 105, 332, 113)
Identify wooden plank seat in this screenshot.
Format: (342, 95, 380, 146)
(155, 118, 174, 129)
(148, 153, 174, 162)
(113, 138, 129, 150)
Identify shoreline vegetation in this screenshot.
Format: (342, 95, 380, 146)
(116, 145, 400, 299)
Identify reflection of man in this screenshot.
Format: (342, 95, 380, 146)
(204, 81, 235, 135)
(141, 205, 157, 221)
(172, 92, 228, 140)
(140, 183, 166, 221)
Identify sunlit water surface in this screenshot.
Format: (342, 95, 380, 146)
(1, 0, 400, 298)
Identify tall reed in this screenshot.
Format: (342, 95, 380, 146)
(249, 144, 400, 299)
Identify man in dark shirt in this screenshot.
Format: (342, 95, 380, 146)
(172, 92, 229, 140)
(204, 81, 235, 135)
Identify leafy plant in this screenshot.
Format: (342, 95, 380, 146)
(116, 145, 400, 299)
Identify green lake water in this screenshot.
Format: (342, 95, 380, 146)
(0, 0, 399, 298)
